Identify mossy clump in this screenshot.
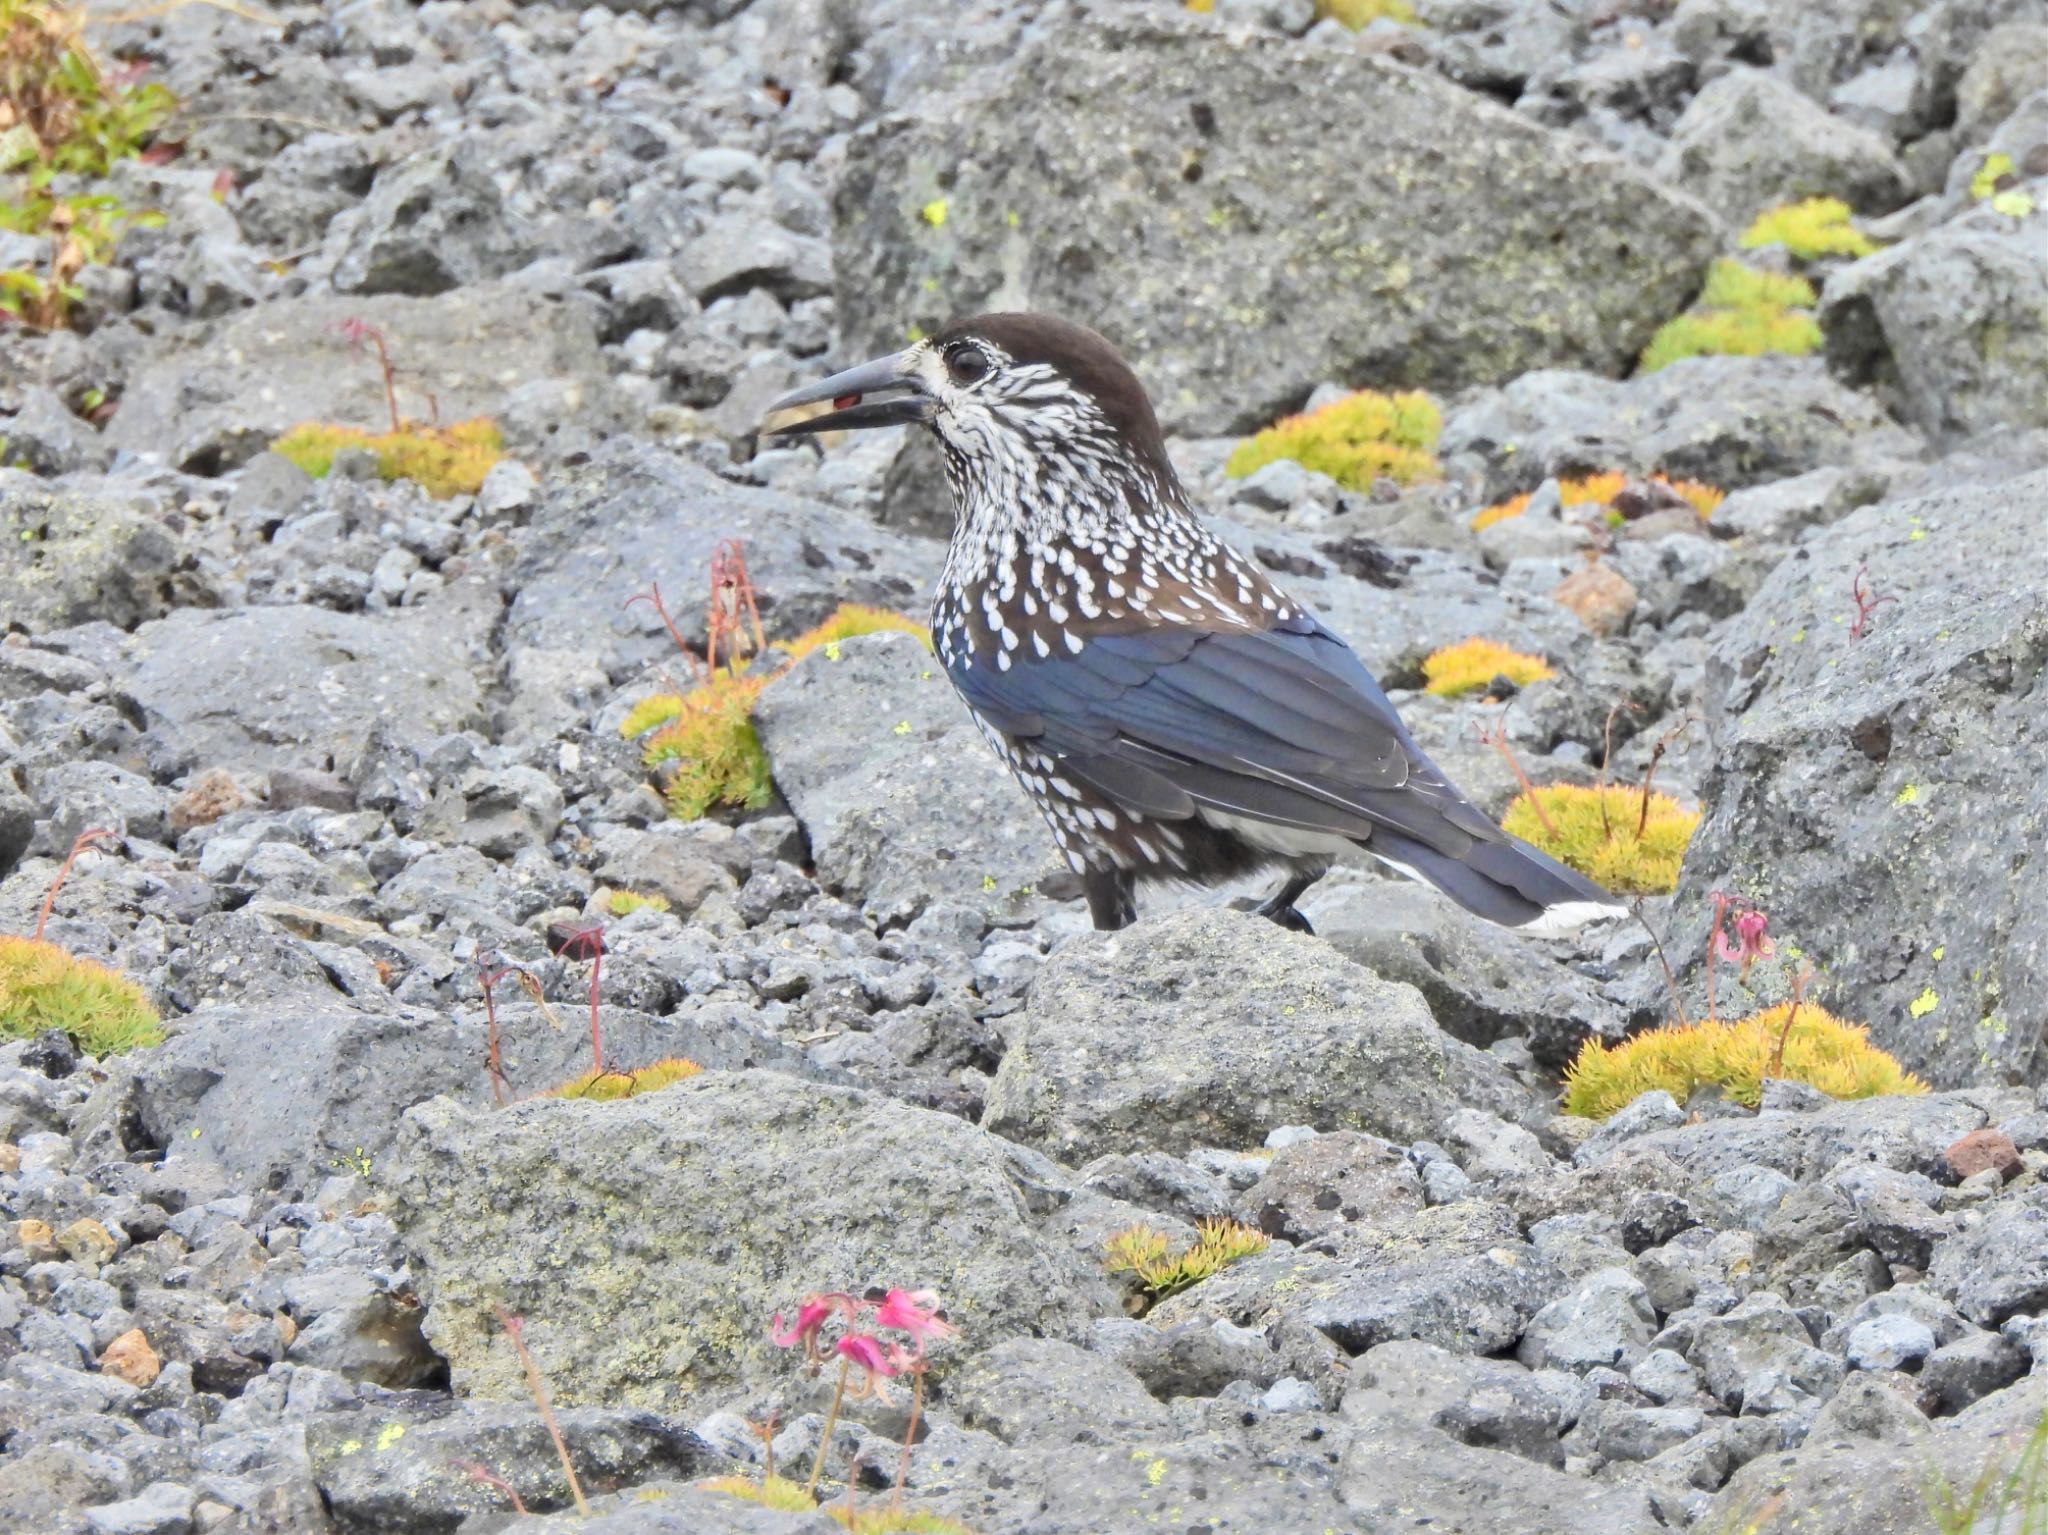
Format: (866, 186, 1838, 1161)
(1501, 784, 1699, 896)
(1420, 637, 1554, 698)
(622, 603, 928, 823)
(700, 1476, 974, 1534)
(628, 670, 773, 822)
(271, 418, 505, 499)
(1740, 198, 1879, 261)
(605, 890, 671, 917)
(1104, 1218, 1270, 1303)
(547, 1056, 704, 1101)
(0, 934, 162, 1055)
(1, 0, 174, 328)
(1472, 471, 1725, 532)
(1562, 1005, 1929, 1120)
(1969, 151, 2037, 218)
(1225, 389, 1441, 491)
(1638, 259, 1822, 373)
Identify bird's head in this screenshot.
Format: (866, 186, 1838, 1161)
(765, 313, 1174, 495)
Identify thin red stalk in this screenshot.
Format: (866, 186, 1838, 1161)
(1480, 717, 1557, 838)
(624, 583, 704, 679)
(1768, 965, 1813, 1080)
(806, 1356, 850, 1497)
(34, 828, 114, 942)
(1632, 900, 1692, 1032)
(894, 1368, 926, 1511)
(369, 330, 401, 433)
(493, 1305, 587, 1516)
(1705, 893, 1730, 1030)
(454, 1461, 528, 1515)
(1598, 700, 1639, 843)
(478, 964, 510, 1106)
(586, 949, 603, 1076)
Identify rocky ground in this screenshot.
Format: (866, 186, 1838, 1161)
(2, 0, 2046, 1532)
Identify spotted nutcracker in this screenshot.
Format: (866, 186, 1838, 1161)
(768, 313, 1622, 936)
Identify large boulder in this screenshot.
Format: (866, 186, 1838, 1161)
(389, 1071, 1123, 1413)
(832, 15, 1720, 435)
(118, 593, 492, 778)
(751, 632, 1065, 928)
(982, 908, 1530, 1163)
(105, 282, 610, 473)
(1821, 197, 2048, 443)
(0, 477, 196, 635)
(505, 442, 944, 678)
(1678, 469, 2048, 1086)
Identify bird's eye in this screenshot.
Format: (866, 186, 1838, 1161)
(946, 345, 990, 387)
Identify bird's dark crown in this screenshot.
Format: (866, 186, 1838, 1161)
(926, 313, 1171, 470)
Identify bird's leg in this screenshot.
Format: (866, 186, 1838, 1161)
(1083, 865, 1137, 932)
(1254, 866, 1326, 935)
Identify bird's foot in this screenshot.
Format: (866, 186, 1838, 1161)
(1256, 900, 1313, 935)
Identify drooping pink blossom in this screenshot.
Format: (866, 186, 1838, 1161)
(872, 1288, 958, 1355)
(835, 1331, 898, 1399)
(769, 1293, 856, 1361)
(1717, 908, 1774, 978)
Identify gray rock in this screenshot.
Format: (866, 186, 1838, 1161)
(1919, 1327, 2030, 1413)
(984, 908, 1527, 1163)
(1701, 1373, 2044, 1534)
(1657, 67, 1911, 222)
(390, 1072, 1121, 1412)
(1821, 199, 2048, 442)
(0, 480, 188, 635)
(500, 1485, 840, 1533)
(121, 600, 488, 779)
(1232, 1129, 1426, 1242)
(305, 1401, 723, 1527)
(1678, 471, 2048, 1085)
(944, 1337, 1169, 1445)
(328, 142, 535, 296)
(1689, 1293, 1844, 1412)
(678, 216, 832, 303)
(1928, 1190, 2048, 1326)
(833, 15, 1718, 436)
(82, 1481, 194, 1535)
(1846, 1313, 1938, 1371)
(753, 632, 1063, 930)
(505, 441, 942, 674)
(106, 284, 608, 474)
(1343, 1338, 1582, 1467)
(1308, 878, 1626, 1067)
(1438, 358, 1920, 503)
(1516, 1268, 1661, 1374)
(1630, 1347, 1702, 1405)
(2, 388, 109, 477)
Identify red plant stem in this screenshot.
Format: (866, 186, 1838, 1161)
(894, 1367, 926, 1510)
(368, 329, 401, 432)
(1705, 893, 1729, 1029)
(806, 1356, 850, 1496)
(624, 583, 704, 679)
(1479, 716, 1558, 838)
(1597, 700, 1639, 843)
(586, 949, 603, 1076)
(1768, 966, 1813, 1080)
(493, 1305, 587, 1516)
(1632, 901, 1692, 1032)
(478, 966, 509, 1106)
(454, 1461, 528, 1515)
(34, 828, 114, 942)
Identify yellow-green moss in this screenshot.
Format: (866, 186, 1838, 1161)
(619, 694, 684, 738)
(1639, 259, 1822, 373)
(1472, 471, 1725, 533)
(1104, 1218, 1270, 1302)
(1969, 152, 2037, 218)
(1562, 1005, 1928, 1120)
(1225, 389, 1441, 491)
(1501, 784, 1699, 896)
(783, 603, 931, 662)
(700, 1476, 974, 1534)
(547, 1056, 704, 1101)
(632, 671, 772, 821)
(1420, 638, 1554, 698)
(270, 418, 504, 499)
(605, 890, 671, 917)
(700, 1476, 814, 1513)
(0, 934, 162, 1055)
(1740, 198, 1878, 261)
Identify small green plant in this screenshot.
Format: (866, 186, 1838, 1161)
(1739, 198, 1878, 261)
(1970, 152, 2037, 220)
(1225, 388, 1441, 491)
(1562, 1003, 1929, 1119)
(1420, 637, 1554, 699)
(1473, 471, 1724, 533)
(546, 1056, 704, 1101)
(1103, 1218, 1270, 1303)
(1927, 1403, 2048, 1535)
(1638, 259, 1822, 373)
(2, 827, 161, 1055)
(1502, 783, 1700, 896)
(605, 889, 671, 917)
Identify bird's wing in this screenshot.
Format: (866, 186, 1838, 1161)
(945, 614, 1501, 856)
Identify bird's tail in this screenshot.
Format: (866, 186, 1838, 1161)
(1365, 825, 1627, 935)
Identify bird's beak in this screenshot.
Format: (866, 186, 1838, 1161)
(762, 350, 933, 436)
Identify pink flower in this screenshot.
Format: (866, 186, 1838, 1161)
(835, 1332, 897, 1399)
(769, 1293, 855, 1361)
(1717, 908, 1774, 978)
(871, 1288, 958, 1355)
